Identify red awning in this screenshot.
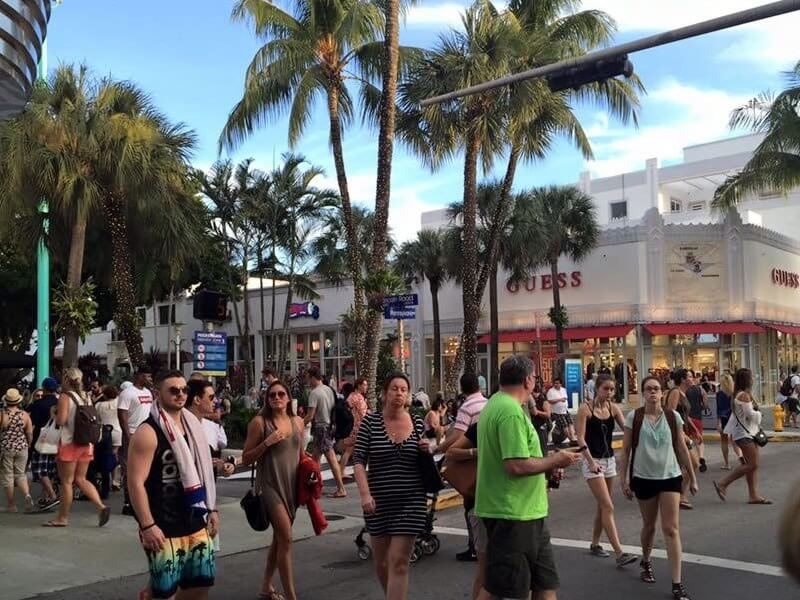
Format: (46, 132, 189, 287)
(478, 325, 632, 344)
(644, 322, 765, 336)
(766, 324, 800, 336)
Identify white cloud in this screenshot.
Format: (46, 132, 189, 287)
(584, 1, 800, 70)
(313, 171, 443, 244)
(585, 79, 750, 176)
(406, 2, 465, 27)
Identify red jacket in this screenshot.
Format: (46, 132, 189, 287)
(297, 452, 327, 535)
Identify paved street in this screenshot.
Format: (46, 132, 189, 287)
(7, 439, 796, 599)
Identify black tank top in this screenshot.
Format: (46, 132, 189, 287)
(585, 402, 615, 459)
(137, 416, 207, 538)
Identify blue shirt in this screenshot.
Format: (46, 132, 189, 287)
(716, 390, 732, 419)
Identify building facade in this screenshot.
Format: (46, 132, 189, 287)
(0, 1, 50, 118)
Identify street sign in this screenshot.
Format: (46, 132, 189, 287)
(383, 293, 418, 308)
(193, 331, 227, 376)
(384, 306, 416, 320)
(564, 357, 583, 411)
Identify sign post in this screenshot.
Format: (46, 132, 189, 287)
(382, 294, 418, 374)
(193, 331, 227, 377)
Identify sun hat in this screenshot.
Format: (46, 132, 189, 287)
(3, 388, 23, 405)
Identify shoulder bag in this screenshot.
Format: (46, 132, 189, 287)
(414, 417, 445, 494)
(241, 417, 270, 531)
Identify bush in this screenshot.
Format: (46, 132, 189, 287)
(225, 403, 258, 449)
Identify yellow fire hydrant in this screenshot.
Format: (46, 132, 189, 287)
(774, 403, 784, 433)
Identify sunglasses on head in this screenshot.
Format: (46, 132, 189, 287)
(167, 386, 189, 397)
(269, 390, 287, 399)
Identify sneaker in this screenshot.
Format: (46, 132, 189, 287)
(40, 497, 60, 512)
(616, 552, 638, 567)
(456, 549, 477, 562)
(23, 495, 34, 513)
(672, 583, 692, 600)
(699, 458, 707, 473)
(590, 544, 610, 557)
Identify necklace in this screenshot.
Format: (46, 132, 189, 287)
(384, 414, 411, 444)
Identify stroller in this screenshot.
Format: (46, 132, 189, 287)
(355, 490, 442, 563)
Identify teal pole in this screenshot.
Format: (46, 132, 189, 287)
(36, 40, 49, 386)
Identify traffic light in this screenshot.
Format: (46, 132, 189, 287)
(193, 290, 228, 322)
(546, 54, 634, 93)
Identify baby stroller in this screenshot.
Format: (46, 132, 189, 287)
(354, 490, 442, 563)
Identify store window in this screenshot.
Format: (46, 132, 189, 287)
(670, 198, 682, 213)
(689, 201, 705, 211)
(158, 305, 176, 325)
(610, 201, 627, 221)
(136, 307, 146, 326)
(296, 335, 306, 360)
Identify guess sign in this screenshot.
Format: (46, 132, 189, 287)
(772, 268, 800, 289)
(507, 271, 582, 293)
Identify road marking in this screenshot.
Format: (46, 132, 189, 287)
(432, 527, 784, 577)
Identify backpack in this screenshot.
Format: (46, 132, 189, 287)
(68, 392, 102, 445)
(333, 396, 354, 440)
(780, 376, 794, 398)
(629, 407, 680, 481)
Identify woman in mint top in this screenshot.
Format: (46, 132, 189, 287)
(618, 376, 697, 600)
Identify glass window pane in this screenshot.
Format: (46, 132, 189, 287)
(296, 334, 306, 359)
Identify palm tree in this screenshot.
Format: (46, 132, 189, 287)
(221, 0, 390, 375)
(526, 185, 599, 356)
(714, 60, 800, 207)
(0, 65, 100, 368)
(395, 229, 450, 392)
(398, 0, 641, 377)
(92, 80, 197, 367)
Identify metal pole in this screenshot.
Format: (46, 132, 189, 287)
(35, 39, 49, 386)
(421, 0, 800, 106)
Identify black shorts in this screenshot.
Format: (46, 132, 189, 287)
(718, 415, 730, 429)
(631, 476, 683, 500)
(787, 398, 799, 414)
(483, 517, 559, 598)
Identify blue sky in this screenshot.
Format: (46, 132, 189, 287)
(47, 1, 799, 242)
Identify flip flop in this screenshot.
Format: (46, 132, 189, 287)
(747, 498, 773, 505)
(720, 465, 731, 470)
(98, 506, 111, 527)
(713, 481, 726, 502)
(679, 501, 693, 510)
(327, 491, 347, 498)
(42, 520, 68, 527)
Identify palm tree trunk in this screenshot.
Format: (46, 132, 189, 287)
(326, 83, 367, 372)
(460, 130, 482, 377)
(241, 259, 253, 392)
(167, 285, 175, 369)
(258, 244, 266, 366)
(103, 193, 145, 368)
(431, 282, 442, 393)
(225, 240, 246, 379)
(62, 211, 88, 368)
(152, 298, 158, 355)
(476, 142, 521, 306)
(363, 0, 402, 405)
(270, 248, 277, 372)
(277, 278, 294, 372)
(551, 259, 565, 355)
(490, 262, 499, 388)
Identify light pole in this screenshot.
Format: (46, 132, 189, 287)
(36, 39, 49, 386)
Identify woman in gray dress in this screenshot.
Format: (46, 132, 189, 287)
(242, 380, 305, 600)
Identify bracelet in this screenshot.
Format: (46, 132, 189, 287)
(139, 522, 156, 532)
(208, 509, 218, 514)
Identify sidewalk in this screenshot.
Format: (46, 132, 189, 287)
(0, 490, 363, 600)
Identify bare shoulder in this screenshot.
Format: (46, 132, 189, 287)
(130, 421, 157, 450)
(292, 416, 305, 430)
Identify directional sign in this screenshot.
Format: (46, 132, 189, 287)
(384, 306, 416, 320)
(193, 331, 227, 376)
(383, 293, 418, 308)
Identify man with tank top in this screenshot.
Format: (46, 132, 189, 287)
(127, 370, 219, 600)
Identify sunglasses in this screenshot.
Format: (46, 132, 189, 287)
(643, 386, 661, 393)
(269, 390, 288, 399)
(167, 386, 189, 397)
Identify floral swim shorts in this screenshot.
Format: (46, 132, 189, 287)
(144, 527, 215, 599)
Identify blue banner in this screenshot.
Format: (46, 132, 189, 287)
(564, 358, 583, 411)
(193, 331, 227, 376)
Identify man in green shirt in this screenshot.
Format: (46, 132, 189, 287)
(476, 355, 580, 600)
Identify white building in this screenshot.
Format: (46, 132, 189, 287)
(81, 134, 800, 399)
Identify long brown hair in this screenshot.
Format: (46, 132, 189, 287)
(260, 380, 294, 423)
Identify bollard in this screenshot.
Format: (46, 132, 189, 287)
(774, 403, 785, 433)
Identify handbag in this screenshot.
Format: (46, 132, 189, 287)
(441, 456, 476, 498)
(733, 404, 768, 448)
(417, 450, 445, 494)
(35, 417, 60, 455)
(240, 465, 270, 531)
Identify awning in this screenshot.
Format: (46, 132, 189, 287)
(765, 324, 800, 336)
(644, 322, 765, 336)
(478, 325, 633, 344)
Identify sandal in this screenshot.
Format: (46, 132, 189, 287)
(672, 582, 692, 600)
(713, 481, 726, 502)
(640, 560, 655, 583)
(98, 506, 111, 527)
(42, 520, 68, 527)
(679, 500, 693, 510)
(747, 498, 773, 505)
(327, 490, 347, 498)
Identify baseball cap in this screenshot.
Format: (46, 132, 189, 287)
(42, 376, 59, 391)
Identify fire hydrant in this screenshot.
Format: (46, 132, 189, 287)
(774, 403, 784, 433)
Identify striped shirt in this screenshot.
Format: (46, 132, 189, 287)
(353, 412, 427, 536)
(454, 392, 488, 433)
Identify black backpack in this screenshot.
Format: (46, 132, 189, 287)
(68, 392, 102, 445)
(780, 376, 794, 398)
(333, 396, 354, 440)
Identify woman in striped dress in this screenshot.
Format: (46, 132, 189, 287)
(353, 372, 429, 600)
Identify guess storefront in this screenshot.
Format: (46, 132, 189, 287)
(412, 208, 800, 401)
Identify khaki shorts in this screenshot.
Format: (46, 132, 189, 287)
(0, 448, 29, 487)
(467, 509, 487, 554)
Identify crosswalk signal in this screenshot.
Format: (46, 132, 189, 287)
(546, 54, 634, 93)
(193, 290, 228, 322)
